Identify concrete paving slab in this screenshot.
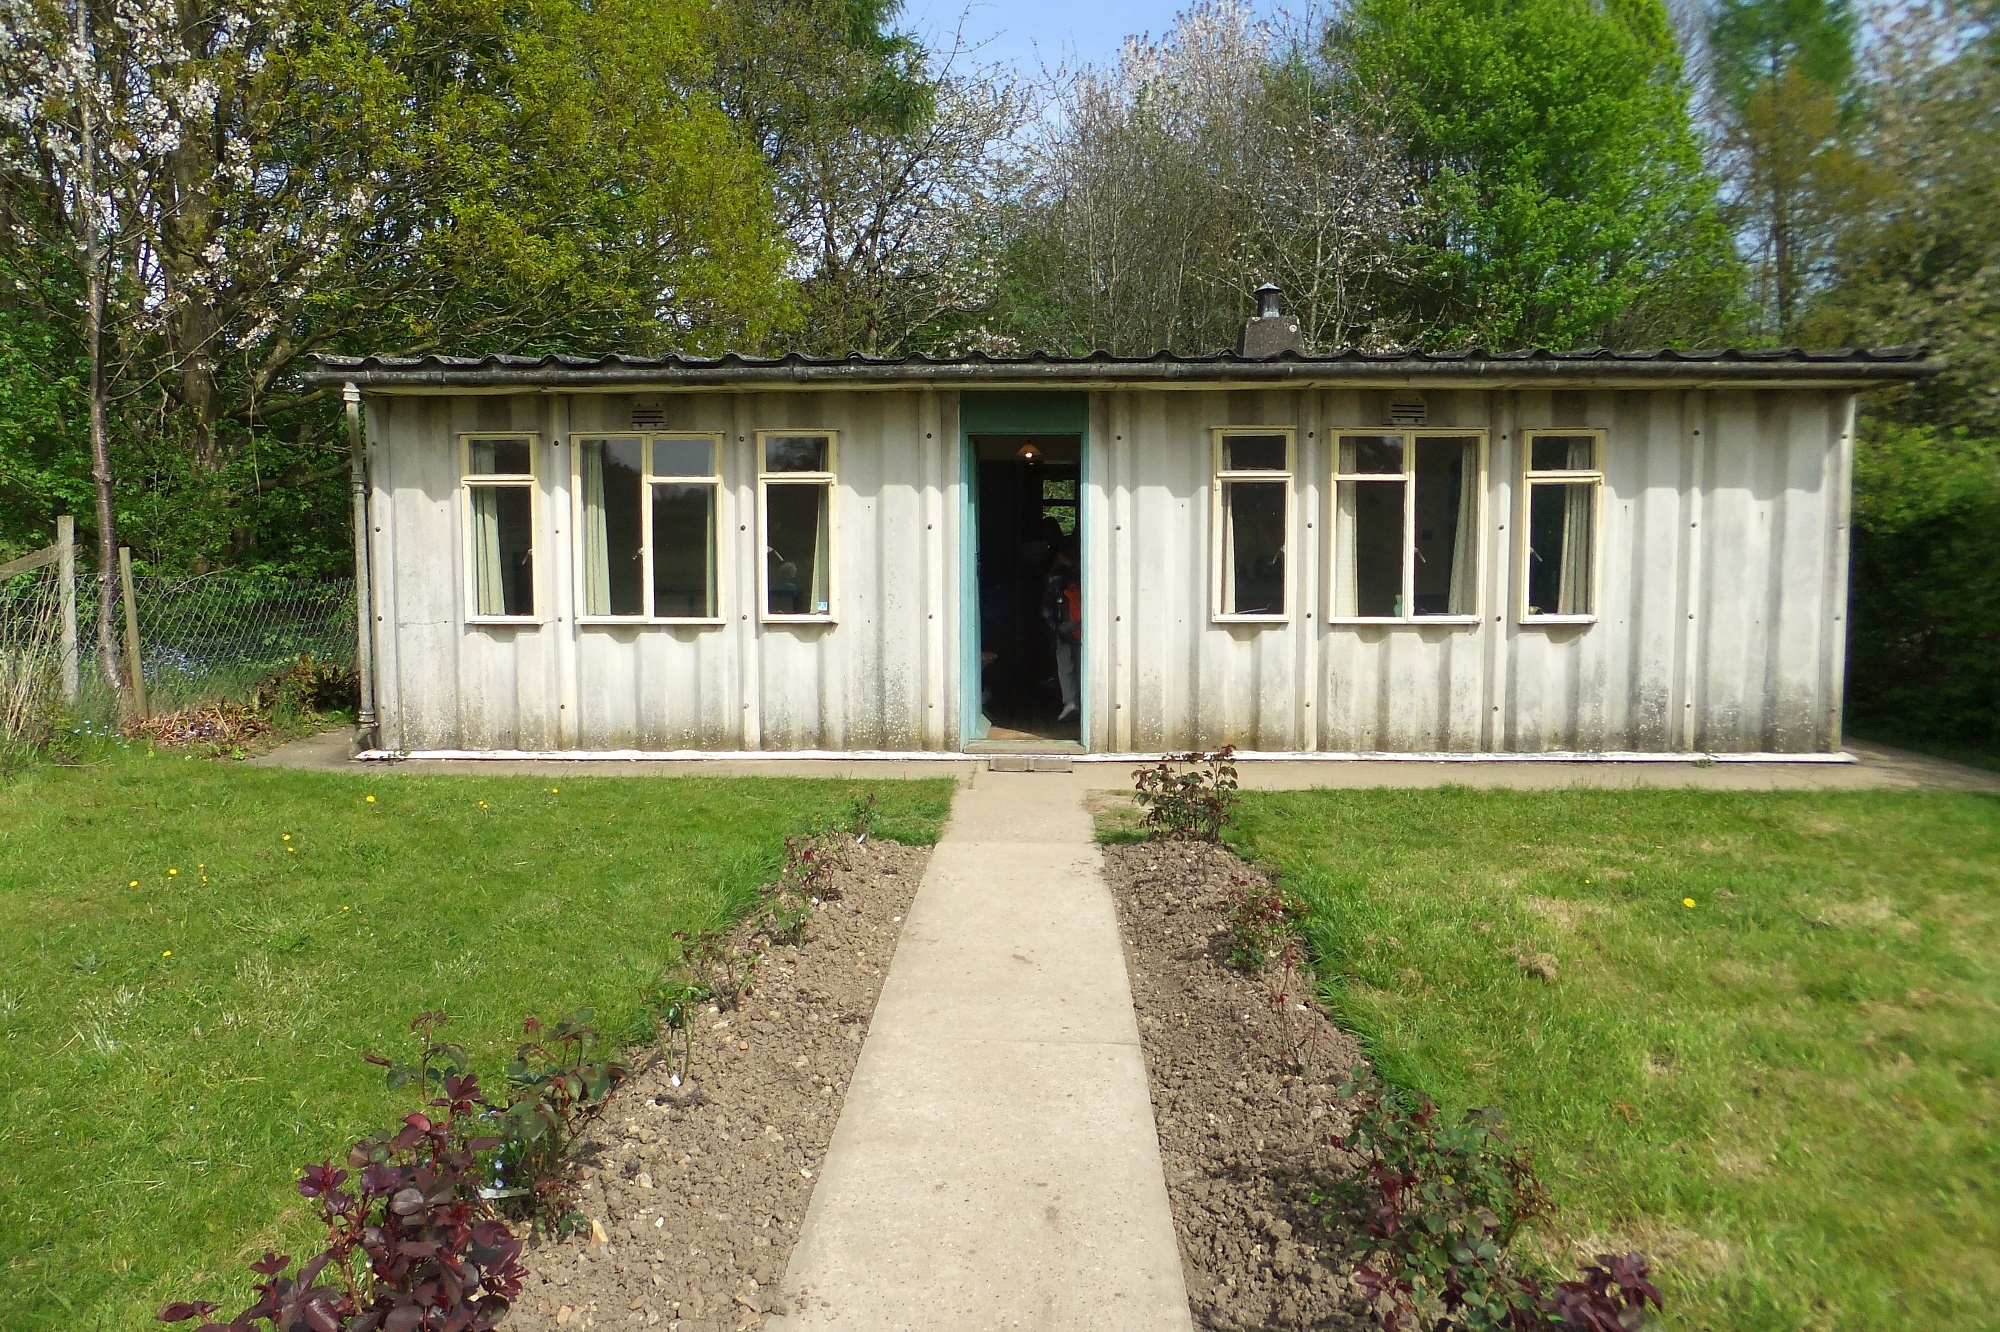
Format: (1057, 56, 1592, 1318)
(767, 772, 1193, 1332)
(252, 729, 2000, 793)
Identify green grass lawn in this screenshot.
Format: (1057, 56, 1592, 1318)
(1232, 787, 2000, 1332)
(0, 752, 952, 1331)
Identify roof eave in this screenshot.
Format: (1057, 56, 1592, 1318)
(304, 354, 1944, 393)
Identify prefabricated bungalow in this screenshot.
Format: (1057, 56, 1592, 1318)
(310, 303, 1937, 760)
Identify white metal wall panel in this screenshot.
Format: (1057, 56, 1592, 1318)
(367, 388, 960, 752)
(1084, 384, 1853, 754)
(367, 383, 1851, 754)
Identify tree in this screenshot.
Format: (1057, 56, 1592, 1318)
(1798, 0, 2000, 752)
(707, 0, 1025, 355)
(0, 0, 791, 579)
(1331, 0, 1743, 348)
(998, 0, 1417, 356)
(1708, 0, 1865, 336)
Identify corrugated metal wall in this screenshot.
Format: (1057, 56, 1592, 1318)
(366, 382, 1852, 754)
(1086, 385, 1853, 753)
(365, 390, 961, 752)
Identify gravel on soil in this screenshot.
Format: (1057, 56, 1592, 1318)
(503, 835, 928, 1332)
(1104, 840, 1375, 1332)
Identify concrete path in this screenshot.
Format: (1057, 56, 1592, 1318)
(766, 771, 1193, 1332)
(257, 729, 2000, 793)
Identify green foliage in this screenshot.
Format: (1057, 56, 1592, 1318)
(498, 1009, 630, 1229)
(1235, 786, 2000, 1329)
(1847, 421, 2000, 755)
(1331, 0, 1744, 347)
(1324, 1073, 1551, 1329)
(1708, 0, 1858, 105)
(1131, 748, 1239, 842)
(0, 759, 953, 1328)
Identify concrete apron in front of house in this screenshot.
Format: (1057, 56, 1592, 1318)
(767, 771, 1193, 1332)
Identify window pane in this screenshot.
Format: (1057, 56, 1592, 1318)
(468, 437, 532, 476)
(652, 483, 716, 618)
(1526, 481, 1596, 615)
(1222, 433, 1287, 471)
(766, 483, 830, 616)
(1220, 480, 1286, 615)
(1338, 434, 1403, 475)
(652, 437, 714, 477)
(579, 438, 643, 615)
(469, 485, 534, 616)
(1530, 435, 1596, 472)
(764, 434, 830, 473)
(1336, 480, 1405, 616)
(1413, 436, 1478, 616)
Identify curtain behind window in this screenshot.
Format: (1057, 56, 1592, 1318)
(471, 488, 506, 615)
(1448, 446, 1478, 614)
(580, 441, 611, 615)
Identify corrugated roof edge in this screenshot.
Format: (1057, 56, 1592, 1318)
(304, 345, 1943, 389)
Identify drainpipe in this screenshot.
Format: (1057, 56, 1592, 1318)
(345, 382, 378, 750)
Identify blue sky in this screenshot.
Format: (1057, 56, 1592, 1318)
(896, 0, 1276, 76)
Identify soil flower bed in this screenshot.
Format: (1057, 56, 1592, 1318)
(504, 834, 927, 1331)
(1103, 839, 1374, 1332)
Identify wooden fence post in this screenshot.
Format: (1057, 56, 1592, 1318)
(118, 546, 148, 720)
(57, 516, 77, 704)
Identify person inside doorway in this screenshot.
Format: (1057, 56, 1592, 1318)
(1043, 541, 1081, 723)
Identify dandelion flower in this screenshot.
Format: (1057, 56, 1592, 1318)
(365, 795, 376, 804)
(162, 950, 172, 957)
(287, 846, 297, 854)
(168, 868, 178, 877)
(1683, 897, 1696, 908)
(343, 905, 351, 911)
(128, 880, 139, 888)
(478, 800, 489, 809)
(549, 787, 559, 795)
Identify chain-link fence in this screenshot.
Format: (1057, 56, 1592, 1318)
(0, 564, 356, 744)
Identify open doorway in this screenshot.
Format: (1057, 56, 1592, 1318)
(973, 434, 1082, 746)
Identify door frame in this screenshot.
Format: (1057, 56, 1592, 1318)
(958, 392, 1091, 751)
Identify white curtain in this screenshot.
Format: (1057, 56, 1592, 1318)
(809, 484, 831, 613)
(470, 487, 505, 615)
(1556, 438, 1594, 614)
(1447, 441, 1478, 614)
(1335, 439, 1359, 617)
(1557, 485, 1592, 614)
(580, 440, 611, 615)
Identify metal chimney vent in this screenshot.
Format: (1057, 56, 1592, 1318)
(1238, 283, 1304, 358)
(631, 401, 666, 429)
(1388, 399, 1428, 426)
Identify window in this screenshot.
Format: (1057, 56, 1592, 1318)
(462, 434, 537, 620)
(1520, 430, 1602, 621)
(1332, 431, 1484, 621)
(1212, 429, 1293, 621)
(575, 434, 722, 621)
(759, 431, 835, 620)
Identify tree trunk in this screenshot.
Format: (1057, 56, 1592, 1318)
(72, 0, 126, 711)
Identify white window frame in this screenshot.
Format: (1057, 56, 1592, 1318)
(1329, 428, 1488, 625)
(1517, 428, 1605, 626)
(1210, 426, 1296, 624)
(460, 431, 541, 626)
(757, 429, 838, 624)
(571, 432, 726, 626)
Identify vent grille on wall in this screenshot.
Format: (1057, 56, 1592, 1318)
(631, 402, 666, 429)
(1388, 399, 1427, 426)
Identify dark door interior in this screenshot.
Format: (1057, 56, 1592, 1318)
(974, 435, 1081, 743)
